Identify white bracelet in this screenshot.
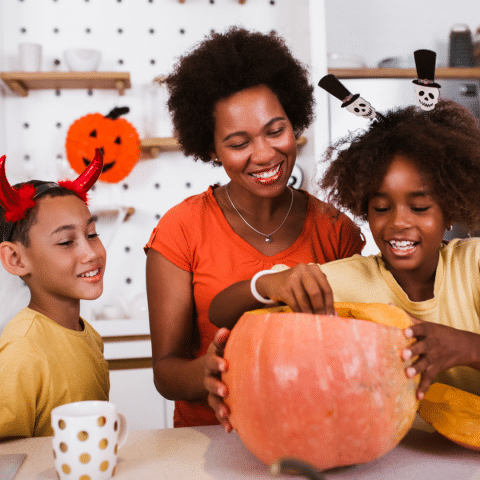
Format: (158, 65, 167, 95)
(250, 270, 276, 304)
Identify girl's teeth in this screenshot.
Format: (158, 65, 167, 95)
(81, 269, 99, 278)
(390, 240, 415, 250)
(252, 164, 280, 179)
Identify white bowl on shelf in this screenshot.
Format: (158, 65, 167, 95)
(327, 52, 367, 68)
(64, 48, 101, 71)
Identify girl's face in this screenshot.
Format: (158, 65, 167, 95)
(211, 84, 297, 198)
(368, 154, 450, 281)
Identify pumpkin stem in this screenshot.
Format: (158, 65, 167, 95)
(270, 458, 326, 480)
(105, 106, 130, 120)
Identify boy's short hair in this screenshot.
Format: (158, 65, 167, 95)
(0, 181, 78, 247)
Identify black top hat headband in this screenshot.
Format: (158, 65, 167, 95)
(318, 74, 382, 121)
(0, 148, 104, 242)
(412, 49, 441, 111)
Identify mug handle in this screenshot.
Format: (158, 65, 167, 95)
(117, 412, 129, 448)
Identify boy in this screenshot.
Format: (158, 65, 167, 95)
(0, 149, 109, 438)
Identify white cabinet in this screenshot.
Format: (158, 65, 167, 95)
(109, 368, 174, 431)
(94, 319, 175, 431)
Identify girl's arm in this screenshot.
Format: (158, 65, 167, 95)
(209, 263, 336, 329)
(146, 249, 207, 400)
(209, 279, 265, 330)
(403, 318, 480, 399)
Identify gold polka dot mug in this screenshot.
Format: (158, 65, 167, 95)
(51, 400, 128, 480)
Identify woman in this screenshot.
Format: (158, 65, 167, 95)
(145, 27, 365, 428)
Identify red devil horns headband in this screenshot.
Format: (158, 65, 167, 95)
(57, 148, 103, 203)
(0, 148, 103, 237)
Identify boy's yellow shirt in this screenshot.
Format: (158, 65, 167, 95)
(316, 237, 480, 397)
(0, 307, 109, 438)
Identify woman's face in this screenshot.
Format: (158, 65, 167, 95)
(367, 154, 449, 281)
(211, 84, 297, 198)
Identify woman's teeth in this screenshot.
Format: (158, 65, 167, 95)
(389, 240, 416, 251)
(251, 163, 281, 179)
(80, 268, 100, 278)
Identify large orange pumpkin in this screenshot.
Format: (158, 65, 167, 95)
(222, 303, 419, 471)
(65, 106, 140, 183)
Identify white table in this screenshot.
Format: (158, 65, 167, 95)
(1, 424, 480, 480)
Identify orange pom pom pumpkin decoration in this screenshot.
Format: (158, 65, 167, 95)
(222, 303, 419, 471)
(66, 107, 140, 184)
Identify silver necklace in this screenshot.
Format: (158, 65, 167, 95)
(225, 186, 294, 243)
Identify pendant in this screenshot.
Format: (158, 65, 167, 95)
(265, 236, 272, 243)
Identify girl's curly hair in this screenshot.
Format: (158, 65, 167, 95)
(320, 99, 480, 231)
(165, 26, 315, 165)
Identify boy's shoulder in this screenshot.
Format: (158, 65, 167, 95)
(0, 309, 49, 367)
(0, 308, 100, 345)
(0, 308, 103, 364)
(1, 307, 38, 339)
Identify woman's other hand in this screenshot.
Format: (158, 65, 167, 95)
(403, 317, 480, 400)
(204, 328, 233, 433)
(256, 263, 336, 315)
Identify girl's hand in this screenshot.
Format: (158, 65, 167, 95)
(256, 263, 336, 315)
(402, 317, 480, 400)
(204, 328, 233, 433)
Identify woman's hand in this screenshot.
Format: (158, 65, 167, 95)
(256, 263, 336, 315)
(204, 328, 234, 433)
(402, 317, 480, 400)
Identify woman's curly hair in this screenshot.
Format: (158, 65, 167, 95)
(320, 99, 480, 231)
(165, 26, 315, 165)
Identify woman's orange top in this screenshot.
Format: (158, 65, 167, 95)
(145, 185, 365, 428)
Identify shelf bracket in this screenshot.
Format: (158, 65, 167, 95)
(115, 80, 126, 96)
(7, 80, 28, 97)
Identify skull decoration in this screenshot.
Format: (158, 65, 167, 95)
(412, 49, 441, 112)
(414, 84, 440, 111)
(344, 97, 377, 119)
(318, 74, 380, 122)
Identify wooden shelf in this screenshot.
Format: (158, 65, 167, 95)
(141, 137, 180, 157)
(140, 136, 307, 157)
(0, 71, 131, 96)
(328, 67, 480, 80)
(91, 206, 135, 222)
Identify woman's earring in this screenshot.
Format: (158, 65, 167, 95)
(447, 224, 453, 231)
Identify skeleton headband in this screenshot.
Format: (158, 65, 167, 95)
(412, 49, 441, 111)
(318, 74, 381, 121)
(0, 148, 104, 242)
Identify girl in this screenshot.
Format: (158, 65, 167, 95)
(206, 99, 480, 432)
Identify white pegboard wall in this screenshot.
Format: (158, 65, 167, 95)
(0, 0, 320, 326)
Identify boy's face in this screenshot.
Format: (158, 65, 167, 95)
(367, 154, 449, 281)
(21, 195, 106, 303)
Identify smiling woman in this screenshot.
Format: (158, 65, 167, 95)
(144, 26, 366, 429)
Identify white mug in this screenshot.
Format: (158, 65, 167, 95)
(19, 43, 42, 72)
(51, 401, 128, 480)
